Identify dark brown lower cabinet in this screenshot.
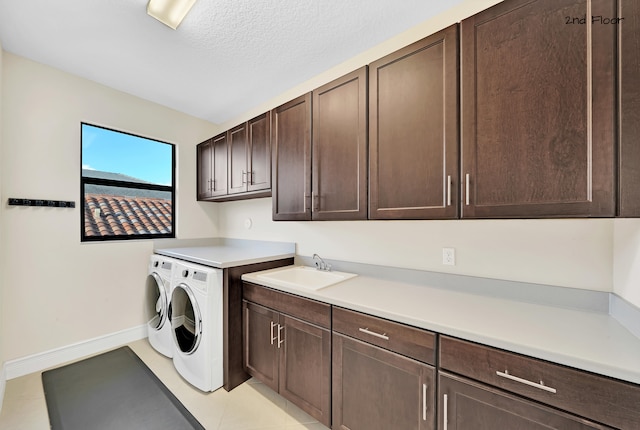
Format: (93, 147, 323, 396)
(279, 313, 331, 423)
(439, 335, 640, 429)
(241, 286, 640, 429)
(221, 258, 294, 392)
(242, 299, 331, 427)
(438, 373, 612, 430)
(243, 301, 279, 391)
(332, 333, 435, 430)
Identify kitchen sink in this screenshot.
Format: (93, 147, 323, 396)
(256, 265, 357, 291)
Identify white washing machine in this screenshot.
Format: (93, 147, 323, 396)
(146, 255, 177, 358)
(170, 260, 224, 392)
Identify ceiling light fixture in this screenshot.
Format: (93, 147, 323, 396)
(147, 0, 198, 30)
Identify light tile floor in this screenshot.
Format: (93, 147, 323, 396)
(0, 339, 330, 430)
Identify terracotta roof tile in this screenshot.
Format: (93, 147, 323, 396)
(84, 194, 172, 237)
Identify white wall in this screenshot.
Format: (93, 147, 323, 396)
(0, 43, 6, 410)
(214, 0, 622, 297)
(218, 199, 614, 292)
(0, 53, 220, 361)
(613, 220, 640, 308)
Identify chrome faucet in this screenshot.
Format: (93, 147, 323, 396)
(312, 253, 332, 272)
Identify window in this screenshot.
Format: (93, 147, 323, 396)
(81, 123, 175, 241)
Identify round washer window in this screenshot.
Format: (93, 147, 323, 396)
(145, 273, 167, 330)
(171, 284, 202, 354)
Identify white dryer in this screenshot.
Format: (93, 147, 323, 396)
(170, 260, 223, 392)
(146, 254, 176, 358)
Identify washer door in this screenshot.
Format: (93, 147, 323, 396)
(171, 283, 202, 355)
(145, 272, 168, 331)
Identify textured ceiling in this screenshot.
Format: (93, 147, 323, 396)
(0, 0, 464, 124)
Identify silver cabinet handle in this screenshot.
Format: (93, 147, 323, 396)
(277, 324, 285, 348)
(303, 194, 311, 213)
(496, 370, 557, 394)
(447, 175, 452, 206)
(443, 394, 448, 430)
(312, 192, 319, 212)
(242, 170, 247, 184)
(270, 321, 277, 345)
(465, 173, 470, 205)
(422, 383, 427, 420)
(358, 327, 389, 340)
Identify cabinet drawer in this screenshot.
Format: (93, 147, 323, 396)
(439, 372, 612, 430)
(243, 282, 331, 329)
(333, 307, 436, 365)
(439, 336, 640, 429)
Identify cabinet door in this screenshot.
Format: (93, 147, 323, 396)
(242, 301, 279, 392)
(439, 373, 612, 430)
(369, 24, 459, 219)
(279, 314, 331, 427)
(248, 112, 272, 192)
(211, 132, 228, 197)
(228, 123, 248, 195)
(461, 0, 616, 218)
(332, 333, 435, 430)
(197, 140, 213, 200)
(312, 67, 368, 220)
(272, 93, 312, 220)
(618, 0, 640, 217)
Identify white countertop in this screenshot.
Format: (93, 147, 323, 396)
(242, 265, 640, 385)
(154, 239, 295, 268)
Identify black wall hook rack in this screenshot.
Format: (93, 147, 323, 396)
(8, 198, 75, 208)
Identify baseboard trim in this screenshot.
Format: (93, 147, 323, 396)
(0, 363, 7, 414)
(5, 325, 147, 380)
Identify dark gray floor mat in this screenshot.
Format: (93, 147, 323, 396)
(42, 346, 204, 430)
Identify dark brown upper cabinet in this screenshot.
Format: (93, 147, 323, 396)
(618, 0, 640, 217)
(369, 24, 459, 220)
(312, 67, 368, 220)
(198, 113, 271, 202)
(460, 0, 616, 218)
(228, 123, 249, 195)
(228, 113, 272, 196)
(197, 133, 228, 200)
(272, 93, 312, 220)
(197, 139, 214, 200)
(247, 112, 272, 192)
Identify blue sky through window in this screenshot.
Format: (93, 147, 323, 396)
(81, 124, 173, 186)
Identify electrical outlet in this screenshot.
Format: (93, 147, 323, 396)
(442, 248, 455, 266)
